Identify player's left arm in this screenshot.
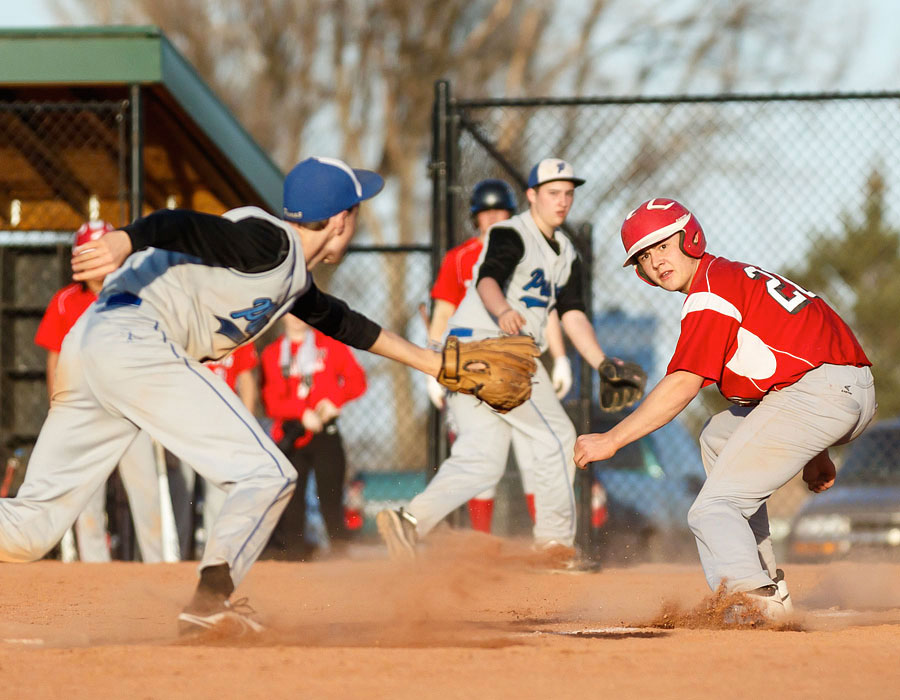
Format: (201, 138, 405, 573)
(289, 282, 441, 377)
(546, 309, 572, 398)
(556, 260, 605, 368)
(574, 370, 704, 468)
(560, 309, 605, 369)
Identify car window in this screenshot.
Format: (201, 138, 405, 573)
(839, 427, 900, 486)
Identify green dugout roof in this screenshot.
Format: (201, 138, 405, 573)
(0, 26, 283, 221)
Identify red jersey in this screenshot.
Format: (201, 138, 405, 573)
(261, 331, 367, 448)
(430, 237, 483, 306)
(667, 254, 870, 403)
(34, 283, 96, 352)
(206, 344, 259, 392)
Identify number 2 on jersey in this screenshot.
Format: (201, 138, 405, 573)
(743, 266, 816, 314)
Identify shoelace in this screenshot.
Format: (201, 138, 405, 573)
(224, 597, 258, 616)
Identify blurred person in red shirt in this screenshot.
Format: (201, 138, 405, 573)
(34, 221, 164, 562)
(260, 314, 367, 559)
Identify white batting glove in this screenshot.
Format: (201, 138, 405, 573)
(426, 373, 446, 409)
(552, 356, 573, 398)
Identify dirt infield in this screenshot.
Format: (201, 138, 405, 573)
(2, 532, 899, 699)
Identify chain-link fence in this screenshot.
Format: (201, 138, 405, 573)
(312, 246, 434, 475)
(434, 82, 900, 562)
(0, 101, 128, 467)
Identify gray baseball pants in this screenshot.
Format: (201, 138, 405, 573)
(690, 363, 876, 593)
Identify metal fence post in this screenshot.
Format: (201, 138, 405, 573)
(429, 80, 453, 474)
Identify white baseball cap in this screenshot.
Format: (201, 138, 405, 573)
(527, 158, 586, 188)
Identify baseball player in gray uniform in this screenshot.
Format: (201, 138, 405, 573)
(0, 157, 454, 635)
(379, 159, 624, 560)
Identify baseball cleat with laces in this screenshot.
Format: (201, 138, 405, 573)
(724, 584, 789, 625)
(177, 596, 265, 636)
(376, 507, 418, 560)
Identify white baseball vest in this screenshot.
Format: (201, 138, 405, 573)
(98, 206, 311, 361)
(448, 209, 578, 350)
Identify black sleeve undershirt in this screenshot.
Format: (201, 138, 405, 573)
(122, 209, 289, 273)
(476, 226, 525, 290)
(555, 257, 586, 316)
(289, 280, 382, 350)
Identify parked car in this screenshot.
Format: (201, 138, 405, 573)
(787, 419, 900, 562)
(582, 411, 705, 564)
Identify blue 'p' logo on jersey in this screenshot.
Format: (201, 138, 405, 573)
(215, 297, 277, 343)
(232, 298, 277, 335)
(520, 268, 551, 308)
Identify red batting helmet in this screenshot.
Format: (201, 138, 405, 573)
(73, 220, 116, 250)
(621, 198, 705, 278)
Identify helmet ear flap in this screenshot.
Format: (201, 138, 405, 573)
(633, 262, 657, 286)
(678, 225, 706, 259)
(678, 230, 690, 256)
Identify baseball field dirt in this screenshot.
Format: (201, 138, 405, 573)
(2, 531, 898, 699)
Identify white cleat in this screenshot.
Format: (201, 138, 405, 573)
(774, 568, 794, 614)
(725, 584, 789, 625)
(177, 597, 265, 636)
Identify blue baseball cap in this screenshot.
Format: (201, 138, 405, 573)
(527, 158, 585, 188)
(283, 157, 384, 223)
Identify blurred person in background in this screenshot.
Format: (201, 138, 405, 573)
(260, 313, 367, 560)
(425, 178, 573, 533)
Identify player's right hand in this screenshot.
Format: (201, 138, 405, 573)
(72, 230, 133, 281)
(802, 449, 836, 493)
(497, 308, 526, 335)
(574, 432, 619, 469)
(426, 373, 446, 409)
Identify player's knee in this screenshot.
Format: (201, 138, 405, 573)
(0, 531, 59, 562)
(687, 497, 718, 535)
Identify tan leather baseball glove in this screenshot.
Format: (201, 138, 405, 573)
(437, 335, 540, 413)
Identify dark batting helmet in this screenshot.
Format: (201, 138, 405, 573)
(470, 179, 518, 216)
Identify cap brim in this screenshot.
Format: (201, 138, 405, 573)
(531, 177, 586, 188)
(353, 169, 385, 202)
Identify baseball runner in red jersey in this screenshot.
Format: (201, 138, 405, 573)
(380, 159, 637, 559)
(0, 157, 485, 635)
(34, 221, 164, 563)
(426, 179, 572, 531)
(574, 198, 876, 619)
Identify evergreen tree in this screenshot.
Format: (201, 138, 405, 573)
(787, 170, 900, 418)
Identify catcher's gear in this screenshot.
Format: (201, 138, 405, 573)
(470, 179, 518, 216)
(437, 335, 539, 413)
(73, 220, 116, 250)
(621, 198, 706, 285)
(597, 357, 647, 412)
